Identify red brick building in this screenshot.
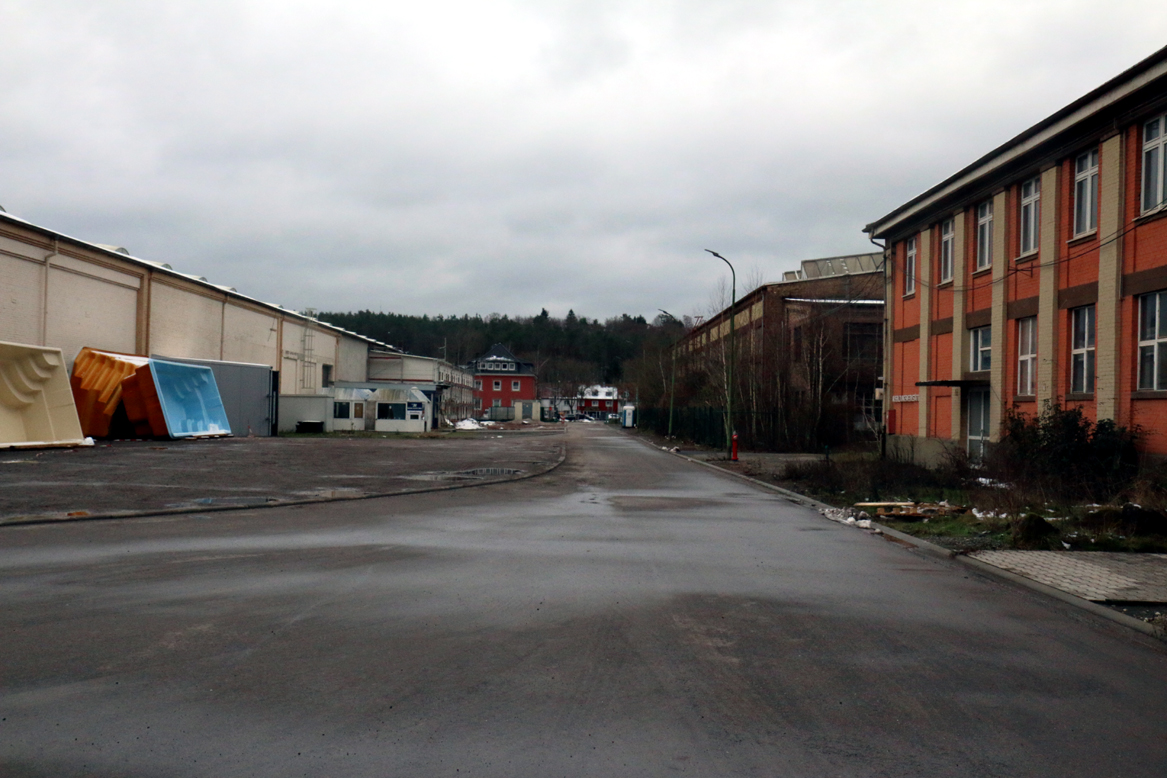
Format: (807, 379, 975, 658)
(676, 254, 885, 449)
(866, 46, 1167, 460)
(579, 385, 620, 417)
(466, 343, 539, 420)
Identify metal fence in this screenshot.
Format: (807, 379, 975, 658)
(638, 405, 876, 452)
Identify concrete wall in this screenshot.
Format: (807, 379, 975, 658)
(223, 304, 280, 367)
(45, 260, 139, 364)
(338, 338, 367, 383)
(150, 280, 224, 361)
(0, 217, 374, 395)
(280, 319, 341, 396)
(277, 394, 331, 433)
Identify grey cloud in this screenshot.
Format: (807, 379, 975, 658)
(2, 1, 1166, 322)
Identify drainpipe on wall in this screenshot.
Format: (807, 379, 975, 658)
(868, 232, 888, 460)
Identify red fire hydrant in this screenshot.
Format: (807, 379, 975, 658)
(731, 431, 739, 462)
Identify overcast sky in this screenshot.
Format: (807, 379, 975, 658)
(2, 1, 1165, 322)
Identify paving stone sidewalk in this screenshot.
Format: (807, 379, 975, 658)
(971, 550, 1167, 603)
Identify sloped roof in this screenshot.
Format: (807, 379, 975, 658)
(0, 210, 398, 353)
(781, 252, 882, 282)
(477, 343, 519, 361)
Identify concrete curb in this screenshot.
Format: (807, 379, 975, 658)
(0, 440, 569, 529)
(626, 433, 1166, 645)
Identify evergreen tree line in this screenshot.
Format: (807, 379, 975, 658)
(318, 309, 683, 386)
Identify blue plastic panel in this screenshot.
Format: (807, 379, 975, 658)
(148, 359, 232, 438)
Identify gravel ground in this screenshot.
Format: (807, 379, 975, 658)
(0, 430, 565, 524)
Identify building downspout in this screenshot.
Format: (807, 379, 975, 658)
(868, 232, 888, 460)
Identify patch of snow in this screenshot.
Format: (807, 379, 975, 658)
(455, 419, 482, 430)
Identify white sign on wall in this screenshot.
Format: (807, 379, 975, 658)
(892, 394, 919, 403)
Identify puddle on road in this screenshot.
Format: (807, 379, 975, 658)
(291, 488, 367, 499)
(401, 468, 524, 482)
(164, 496, 278, 508)
(608, 496, 723, 512)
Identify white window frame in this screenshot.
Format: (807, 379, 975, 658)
(1019, 177, 1040, 256)
(474, 379, 481, 390)
(1143, 114, 1167, 214)
(904, 236, 916, 296)
(971, 325, 991, 372)
(1138, 291, 1167, 390)
(1016, 317, 1036, 396)
(939, 218, 954, 283)
(511, 380, 520, 391)
(1074, 149, 1099, 236)
(976, 201, 993, 271)
(493, 380, 501, 390)
(1070, 305, 1095, 394)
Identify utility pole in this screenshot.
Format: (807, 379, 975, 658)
(705, 250, 736, 457)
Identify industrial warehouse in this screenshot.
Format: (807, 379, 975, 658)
(0, 207, 473, 446)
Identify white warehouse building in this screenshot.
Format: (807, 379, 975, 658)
(0, 206, 430, 435)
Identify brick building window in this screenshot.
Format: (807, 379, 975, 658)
(1144, 115, 1167, 213)
(1019, 177, 1040, 255)
(971, 325, 991, 371)
(904, 236, 916, 296)
(1138, 291, 1167, 390)
(845, 322, 880, 362)
(512, 380, 520, 391)
(474, 379, 482, 390)
(493, 380, 501, 390)
(1071, 305, 1095, 394)
(1016, 317, 1036, 395)
(939, 218, 954, 283)
(1074, 149, 1099, 236)
(976, 201, 993, 270)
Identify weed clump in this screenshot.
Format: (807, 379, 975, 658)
(986, 404, 1140, 504)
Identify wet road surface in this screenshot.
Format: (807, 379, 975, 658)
(1, 425, 1165, 777)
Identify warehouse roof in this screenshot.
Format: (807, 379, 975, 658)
(0, 209, 399, 353)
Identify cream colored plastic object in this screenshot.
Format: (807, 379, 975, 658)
(0, 341, 87, 448)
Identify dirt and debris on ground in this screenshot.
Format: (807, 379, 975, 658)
(0, 430, 565, 524)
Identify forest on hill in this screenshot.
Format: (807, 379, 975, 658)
(318, 308, 686, 389)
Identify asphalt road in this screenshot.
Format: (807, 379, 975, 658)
(1, 425, 1165, 777)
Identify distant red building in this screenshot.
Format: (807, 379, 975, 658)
(579, 385, 620, 416)
(466, 343, 539, 420)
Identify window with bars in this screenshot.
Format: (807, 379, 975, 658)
(1016, 317, 1036, 395)
(976, 201, 993, 270)
(904, 236, 916, 295)
(971, 325, 991, 372)
(1138, 291, 1167, 390)
(1071, 305, 1095, 394)
(939, 218, 954, 283)
(1019, 177, 1040, 256)
(1144, 115, 1167, 213)
(1074, 149, 1099, 236)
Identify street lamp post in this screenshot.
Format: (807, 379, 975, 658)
(658, 309, 679, 439)
(705, 250, 736, 457)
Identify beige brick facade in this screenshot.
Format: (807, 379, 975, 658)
(1095, 133, 1125, 421)
(1037, 164, 1060, 406)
